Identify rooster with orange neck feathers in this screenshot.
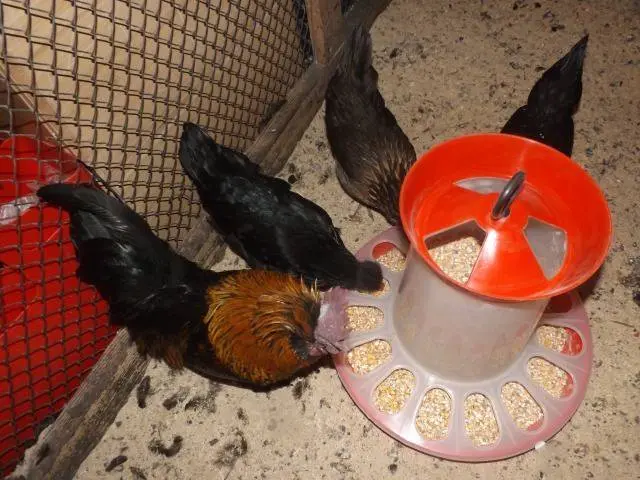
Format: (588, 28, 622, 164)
(37, 183, 346, 387)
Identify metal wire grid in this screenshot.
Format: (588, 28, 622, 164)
(0, 0, 313, 473)
(292, 0, 313, 66)
(0, 134, 116, 475)
(1, 0, 312, 245)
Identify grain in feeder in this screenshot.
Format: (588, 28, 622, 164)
(536, 325, 570, 352)
(426, 224, 484, 284)
(415, 389, 452, 441)
(500, 382, 544, 431)
(464, 394, 500, 447)
(346, 340, 392, 375)
(347, 306, 384, 332)
(374, 243, 406, 272)
(527, 357, 572, 398)
(330, 134, 612, 462)
(373, 369, 416, 414)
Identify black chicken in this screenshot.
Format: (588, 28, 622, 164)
(37, 183, 347, 387)
(178, 122, 383, 293)
(501, 35, 589, 156)
(324, 26, 417, 226)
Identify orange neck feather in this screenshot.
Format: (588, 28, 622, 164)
(204, 270, 321, 385)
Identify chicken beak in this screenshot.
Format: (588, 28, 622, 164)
(315, 335, 345, 355)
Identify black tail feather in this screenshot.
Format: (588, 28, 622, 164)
(75, 238, 141, 301)
(37, 183, 159, 252)
(338, 26, 378, 93)
(36, 183, 210, 334)
(501, 35, 589, 156)
(528, 35, 589, 116)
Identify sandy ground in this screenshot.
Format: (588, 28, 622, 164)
(68, 0, 639, 478)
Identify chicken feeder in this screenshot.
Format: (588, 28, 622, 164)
(331, 133, 612, 462)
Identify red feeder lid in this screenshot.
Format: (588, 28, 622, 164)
(399, 133, 613, 301)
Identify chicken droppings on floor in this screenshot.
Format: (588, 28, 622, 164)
(347, 306, 384, 331)
(375, 247, 406, 272)
(415, 389, 452, 441)
(373, 369, 415, 414)
(501, 382, 544, 431)
(464, 394, 500, 446)
(527, 357, 570, 398)
(428, 236, 483, 283)
(536, 325, 570, 352)
(347, 340, 392, 374)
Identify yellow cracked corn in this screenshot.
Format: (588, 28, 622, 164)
(501, 382, 543, 430)
(415, 389, 451, 440)
(347, 306, 384, 332)
(527, 357, 570, 398)
(346, 340, 391, 375)
(373, 369, 415, 414)
(429, 236, 482, 283)
(464, 394, 500, 446)
(375, 246, 406, 272)
(536, 325, 569, 352)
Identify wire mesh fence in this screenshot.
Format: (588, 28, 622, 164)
(0, 0, 313, 474)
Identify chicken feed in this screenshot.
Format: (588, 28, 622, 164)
(346, 339, 392, 375)
(346, 243, 572, 444)
(464, 394, 500, 446)
(375, 245, 406, 272)
(428, 236, 482, 283)
(415, 389, 451, 440)
(537, 325, 570, 352)
(373, 369, 415, 414)
(500, 382, 543, 430)
(347, 306, 384, 331)
(527, 357, 571, 398)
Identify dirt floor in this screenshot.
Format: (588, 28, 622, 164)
(60, 0, 640, 478)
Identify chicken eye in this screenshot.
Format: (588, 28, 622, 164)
(288, 332, 310, 360)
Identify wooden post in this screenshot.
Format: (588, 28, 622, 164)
(305, 0, 344, 65)
(16, 1, 394, 478)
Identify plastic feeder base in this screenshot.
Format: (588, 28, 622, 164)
(331, 227, 593, 462)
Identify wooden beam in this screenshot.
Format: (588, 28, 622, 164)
(16, 330, 147, 480)
(305, 0, 344, 65)
(179, 214, 227, 268)
(15, 0, 394, 477)
(343, 0, 393, 32)
(245, 61, 337, 174)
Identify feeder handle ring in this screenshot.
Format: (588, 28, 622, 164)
(491, 171, 526, 220)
